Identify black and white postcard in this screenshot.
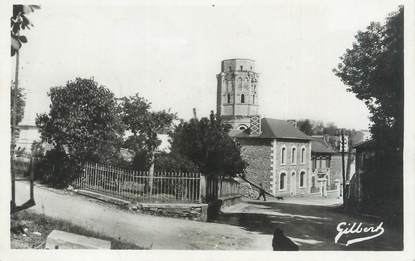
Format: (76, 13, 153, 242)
(1, 0, 414, 260)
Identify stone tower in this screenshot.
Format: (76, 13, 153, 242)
(216, 58, 259, 131)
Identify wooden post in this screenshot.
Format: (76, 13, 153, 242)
(199, 174, 206, 203)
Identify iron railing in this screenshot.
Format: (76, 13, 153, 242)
(73, 162, 241, 204)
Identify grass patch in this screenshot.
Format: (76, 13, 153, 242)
(11, 210, 145, 249)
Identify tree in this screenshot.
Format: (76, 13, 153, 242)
(333, 7, 403, 217)
(36, 78, 125, 164)
(170, 112, 246, 177)
(333, 7, 403, 154)
(297, 119, 313, 135)
(154, 152, 199, 173)
(11, 5, 40, 56)
(120, 94, 176, 169)
(323, 122, 338, 136)
(312, 120, 324, 135)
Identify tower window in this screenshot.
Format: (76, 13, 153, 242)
(227, 93, 231, 103)
(241, 94, 245, 103)
(240, 65, 243, 71)
(253, 95, 255, 104)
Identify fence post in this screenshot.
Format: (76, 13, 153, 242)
(199, 174, 206, 203)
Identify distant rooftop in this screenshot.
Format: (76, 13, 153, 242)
(311, 137, 335, 154)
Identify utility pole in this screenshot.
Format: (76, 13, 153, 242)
(341, 129, 346, 208)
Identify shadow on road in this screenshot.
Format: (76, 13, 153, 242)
(210, 200, 402, 251)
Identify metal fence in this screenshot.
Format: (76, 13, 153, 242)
(73, 162, 241, 204)
(218, 177, 240, 198)
(205, 176, 240, 201)
(74, 162, 202, 203)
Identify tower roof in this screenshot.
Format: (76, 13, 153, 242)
(222, 58, 255, 62)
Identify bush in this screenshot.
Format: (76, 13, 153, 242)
(33, 149, 81, 188)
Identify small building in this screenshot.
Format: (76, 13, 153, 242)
(310, 136, 338, 196)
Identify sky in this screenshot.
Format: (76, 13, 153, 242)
(12, 0, 403, 130)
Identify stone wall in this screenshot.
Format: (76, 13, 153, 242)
(129, 203, 208, 222)
(239, 138, 273, 193)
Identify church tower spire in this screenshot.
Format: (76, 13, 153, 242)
(216, 58, 259, 131)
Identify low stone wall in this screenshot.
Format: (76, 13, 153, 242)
(218, 195, 242, 210)
(207, 195, 242, 220)
(129, 203, 209, 222)
(75, 188, 241, 222)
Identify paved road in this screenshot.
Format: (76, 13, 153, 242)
(212, 199, 403, 250)
(15, 181, 271, 250)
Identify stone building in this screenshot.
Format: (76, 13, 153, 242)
(217, 58, 312, 197)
